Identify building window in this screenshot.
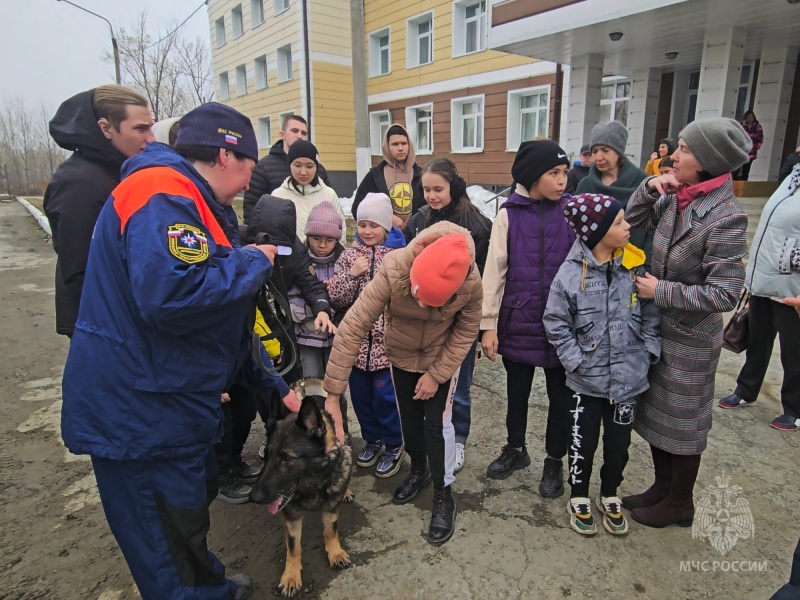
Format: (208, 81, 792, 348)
(274, 0, 289, 15)
(686, 71, 700, 124)
(453, 1, 486, 56)
(257, 116, 271, 149)
(599, 80, 631, 127)
(254, 55, 268, 89)
(405, 104, 433, 154)
(251, 0, 264, 27)
(231, 5, 244, 38)
(235, 64, 247, 95)
(407, 12, 433, 68)
(279, 110, 296, 131)
(736, 61, 755, 121)
(277, 44, 293, 82)
(219, 72, 230, 100)
(451, 96, 484, 152)
(369, 110, 391, 155)
(215, 17, 226, 48)
(507, 87, 550, 150)
(369, 28, 391, 77)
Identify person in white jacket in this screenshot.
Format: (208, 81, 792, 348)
(271, 139, 346, 242)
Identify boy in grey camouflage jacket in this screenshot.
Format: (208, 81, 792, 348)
(544, 193, 661, 537)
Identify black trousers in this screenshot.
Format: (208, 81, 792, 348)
(735, 295, 800, 418)
(391, 366, 457, 489)
(214, 385, 258, 474)
(566, 390, 635, 498)
(733, 159, 754, 181)
(502, 358, 570, 458)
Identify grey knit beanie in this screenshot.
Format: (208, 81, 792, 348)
(590, 121, 629, 156)
(679, 118, 752, 177)
(357, 192, 393, 231)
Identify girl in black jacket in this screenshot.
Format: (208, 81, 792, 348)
(405, 158, 492, 472)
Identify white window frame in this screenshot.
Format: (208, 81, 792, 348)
(369, 110, 391, 155)
(279, 110, 296, 132)
(600, 77, 631, 127)
(277, 44, 293, 82)
(251, 0, 264, 27)
(254, 55, 268, 89)
(215, 17, 226, 48)
(218, 72, 230, 100)
(506, 86, 551, 151)
(406, 11, 433, 69)
(404, 103, 434, 155)
(686, 71, 700, 125)
(453, 1, 487, 57)
(256, 116, 272, 149)
(735, 60, 756, 121)
(368, 27, 391, 78)
(451, 94, 484, 153)
(231, 4, 244, 38)
(274, 0, 289, 15)
(235, 64, 248, 95)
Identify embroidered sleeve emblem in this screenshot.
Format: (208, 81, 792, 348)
(167, 223, 210, 264)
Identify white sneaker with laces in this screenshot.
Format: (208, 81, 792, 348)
(454, 442, 466, 473)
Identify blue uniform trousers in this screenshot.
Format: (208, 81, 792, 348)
(91, 447, 238, 599)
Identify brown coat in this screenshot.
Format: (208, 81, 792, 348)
(625, 177, 747, 455)
(324, 222, 483, 396)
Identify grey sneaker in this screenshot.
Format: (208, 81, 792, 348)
(232, 457, 261, 484)
(375, 446, 404, 478)
(217, 473, 251, 505)
(454, 442, 466, 473)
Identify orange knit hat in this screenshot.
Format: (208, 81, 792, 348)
(410, 234, 471, 307)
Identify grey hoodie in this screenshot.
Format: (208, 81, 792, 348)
(543, 239, 661, 403)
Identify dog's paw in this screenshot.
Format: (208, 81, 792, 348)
(278, 570, 303, 597)
(327, 547, 351, 570)
(343, 488, 355, 503)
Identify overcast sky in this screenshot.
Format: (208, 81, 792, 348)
(1, 0, 210, 111)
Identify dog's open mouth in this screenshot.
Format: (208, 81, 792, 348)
(266, 490, 295, 515)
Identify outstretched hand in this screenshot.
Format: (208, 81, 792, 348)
(315, 311, 337, 334)
(282, 389, 301, 413)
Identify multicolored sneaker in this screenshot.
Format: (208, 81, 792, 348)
(376, 445, 405, 478)
(568, 497, 597, 535)
(356, 441, 384, 467)
(596, 496, 629, 535)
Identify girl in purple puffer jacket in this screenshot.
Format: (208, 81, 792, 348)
(481, 140, 576, 498)
(327, 193, 407, 478)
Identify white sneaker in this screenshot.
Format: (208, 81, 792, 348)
(258, 436, 268, 459)
(454, 443, 466, 472)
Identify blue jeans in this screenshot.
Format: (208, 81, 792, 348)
(453, 339, 478, 445)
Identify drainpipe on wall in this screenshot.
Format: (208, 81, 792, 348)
(552, 63, 563, 143)
(301, 0, 312, 131)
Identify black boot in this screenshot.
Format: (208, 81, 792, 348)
(538, 456, 565, 498)
(427, 485, 456, 546)
(392, 457, 431, 505)
(622, 444, 672, 510)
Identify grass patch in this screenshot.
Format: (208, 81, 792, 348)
(24, 197, 44, 213)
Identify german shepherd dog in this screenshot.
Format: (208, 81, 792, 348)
(250, 384, 353, 597)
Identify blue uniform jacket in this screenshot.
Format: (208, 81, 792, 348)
(61, 143, 288, 460)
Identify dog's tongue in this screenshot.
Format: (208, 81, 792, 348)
(266, 498, 282, 515)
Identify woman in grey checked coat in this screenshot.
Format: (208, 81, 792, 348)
(622, 118, 752, 528)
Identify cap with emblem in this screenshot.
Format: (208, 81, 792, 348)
(176, 102, 258, 162)
(512, 140, 571, 191)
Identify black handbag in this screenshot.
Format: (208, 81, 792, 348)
(722, 291, 750, 353)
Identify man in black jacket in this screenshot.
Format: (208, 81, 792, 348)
(242, 115, 330, 223)
(566, 144, 592, 194)
(43, 85, 154, 337)
(351, 123, 424, 228)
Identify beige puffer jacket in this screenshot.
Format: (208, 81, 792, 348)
(324, 222, 483, 395)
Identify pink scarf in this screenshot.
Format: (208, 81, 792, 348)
(675, 174, 730, 213)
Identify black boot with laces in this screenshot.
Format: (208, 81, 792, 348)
(427, 485, 456, 545)
(393, 457, 431, 505)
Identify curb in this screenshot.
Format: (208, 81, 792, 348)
(16, 196, 51, 236)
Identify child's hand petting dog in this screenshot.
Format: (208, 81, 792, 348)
(282, 389, 301, 413)
(315, 311, 337, 334)
(325, 394, 346, 443)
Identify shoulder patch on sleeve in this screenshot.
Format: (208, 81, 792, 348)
(167, 224, 209, 264)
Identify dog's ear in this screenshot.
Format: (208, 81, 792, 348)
(296, 396, 325, 437)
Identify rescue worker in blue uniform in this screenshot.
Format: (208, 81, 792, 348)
(60, 103, 299, 600)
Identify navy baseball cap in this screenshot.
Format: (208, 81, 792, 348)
(176, 102, 259, 161)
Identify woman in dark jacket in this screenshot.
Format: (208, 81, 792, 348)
(623, 118, 751, 528)
(405, 158, 491, 472)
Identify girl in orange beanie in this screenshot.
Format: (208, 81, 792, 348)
(324, 222, 482, 546)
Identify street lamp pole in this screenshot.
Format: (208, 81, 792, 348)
(56, 0, 121, 84)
